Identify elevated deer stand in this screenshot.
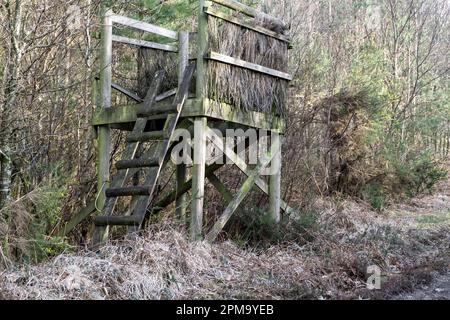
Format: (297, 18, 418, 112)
(62, 0, 295, 245)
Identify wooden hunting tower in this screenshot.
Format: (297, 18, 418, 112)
(90, 0, 294, 245)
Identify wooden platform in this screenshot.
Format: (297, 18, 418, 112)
(92, 98, 285, 133)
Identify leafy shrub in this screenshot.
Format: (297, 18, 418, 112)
(392, 152, 447, 198)
(361, 182, 387, 211)
(226, 206, 319, 247)
(0, 181, 72, 268)
(27, 185, 72, 263)
(360, 152, 447, 210)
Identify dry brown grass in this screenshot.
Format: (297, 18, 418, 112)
(0, 190, 41, 269)
(1, 197, 448, 300)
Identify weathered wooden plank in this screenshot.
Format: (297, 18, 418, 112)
(57, 201, 97, 237)
(211, 0, 287, 30)
(178, 32, 189, 86)
(269, 133, 282, 223)
(177, 31, 190, 223)
(202, 99, 286, 132)
(206, 51, 292, 81)
(176, 164, 187, 222)
(205, 135, 280, 242)
(137, 102, 178, 117)
(106, 186, 152, 197)
(127, 131, 167, 143)
(115, 157, 159, 170)
(111, 14, 178, 40)
(208, 173, 233, 203)
(156, 89, 178, 102)
(94, 7, 113, 245)
(197, 0, 209, 99)
(204, 7, 289, 42)
(95, 216, 141, 227)
(100, 9, 113, 110)
(92, 99, 285, 133)
(191, 117, 208, 241)
(137, 89, 180, 117)
(112, 82, 143, 102)
(112, 35, 178, 52)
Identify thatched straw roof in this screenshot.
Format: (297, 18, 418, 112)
(207, 12, 289, 116)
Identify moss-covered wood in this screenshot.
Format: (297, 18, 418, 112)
(207, 128, 294, 215)
(92, 98, 285, 132)
(94, 7, 113, 245)
(205, 134, 280, 242)
(204, 6, 289, 42)
(208, 173, 233, 203)
(176, 31, 190, 223)
(111, 14, 179, 40)
(206, 51, 292, 81)
(56, 202, 97, 237)
(191, 117, 208, 241)
(211, 0, 286, 30)
(269, 134, 282, 223)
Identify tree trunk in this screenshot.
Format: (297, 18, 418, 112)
(0, 0, 24, 208)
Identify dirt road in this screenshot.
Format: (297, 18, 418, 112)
(389, 179, 450, 300)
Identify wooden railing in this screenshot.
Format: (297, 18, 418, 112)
(96, 9, 189, 216)
(206, 51, 292, 81)
(110, 14, 179, 40)
(205, 0, 289, 42)
(98, 10, 190, 104)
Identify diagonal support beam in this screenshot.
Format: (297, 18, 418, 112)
(205, 137, 280, 242)
(208, 173, 233, 203)
(111, 82, 143, 102)
(148, 163, 224, 216)
(148, 134, 250, 217)
(206, 128, 295, 215)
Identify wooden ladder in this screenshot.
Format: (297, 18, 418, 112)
(93, 64, 195, 244)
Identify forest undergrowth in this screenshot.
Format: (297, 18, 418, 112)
(1, 179, 449, 300)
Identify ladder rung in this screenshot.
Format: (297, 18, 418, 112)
(106, 186, 152, 197)
(127, 131, 168, 143)
(94, 216, 141, 227)
(137, 103, 178, 117)
(116, 158, 160, 170)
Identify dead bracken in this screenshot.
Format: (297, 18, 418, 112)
(1, 197, 448, 300)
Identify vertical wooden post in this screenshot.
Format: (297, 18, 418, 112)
(269, 132, 282, 224)
(191, 118, 207, 240)
(190, 0, 209, 240)
(178, 31, 189, 84)
(96, 8, 113, 226)
(196, 0, 208, 99)
(176, 31, 189, 223)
